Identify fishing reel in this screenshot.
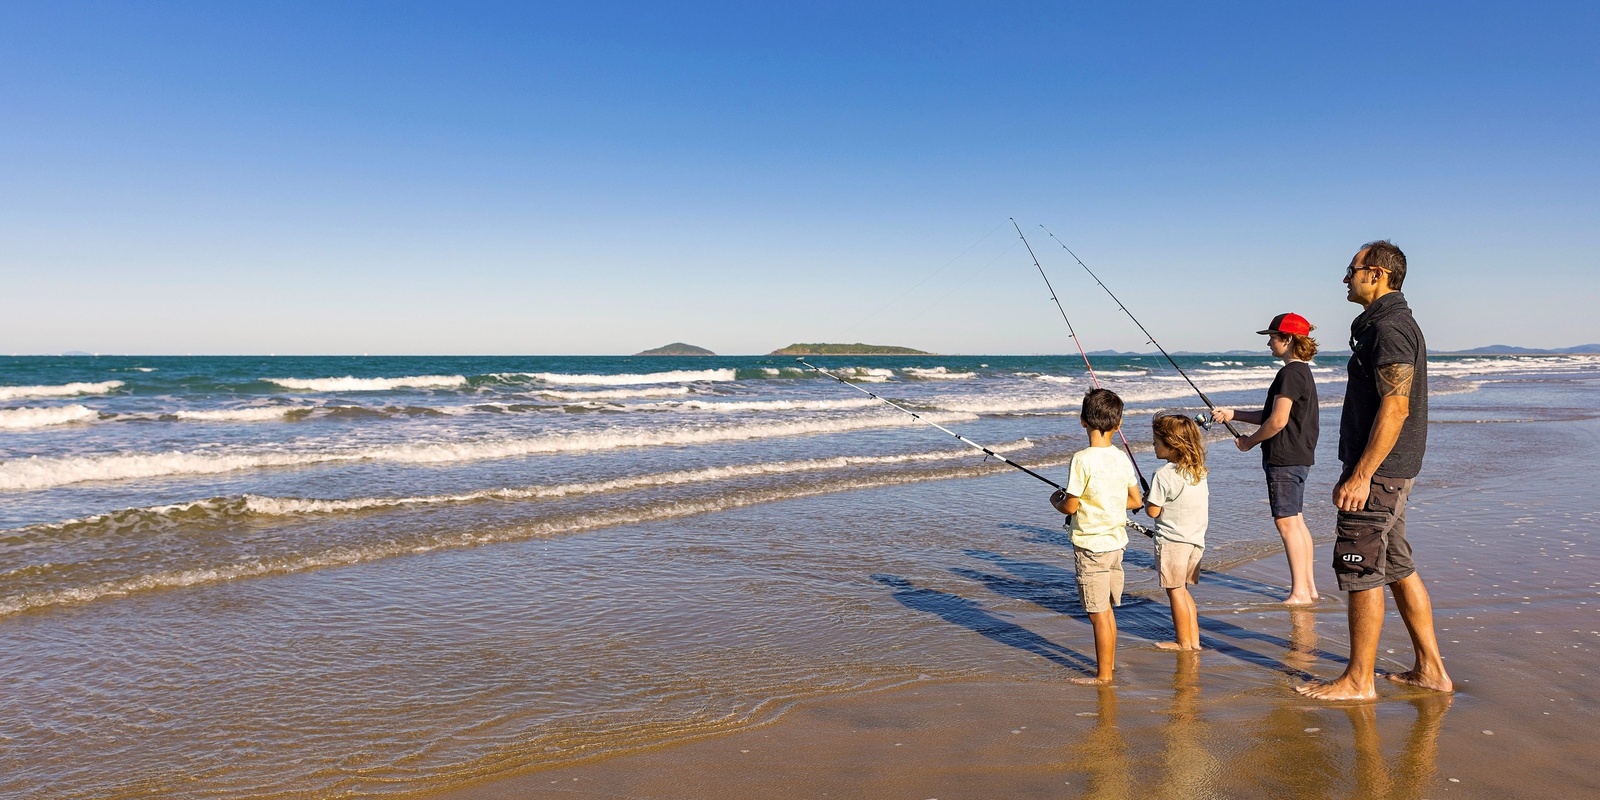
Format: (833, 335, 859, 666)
(1193, 412, 1213, 431)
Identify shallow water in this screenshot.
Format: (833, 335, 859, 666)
(2, 354, 1596, 797)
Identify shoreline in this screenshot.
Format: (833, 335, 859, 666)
(418, 393, 1600, 799)
(6, 368, 1599, 798)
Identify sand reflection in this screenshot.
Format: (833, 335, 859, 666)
(1232, 692, 1451, 798)
(1065, 685, 1132, 800)
(1152, 652, 1221, 797)
(1343, 695, 1453, 800)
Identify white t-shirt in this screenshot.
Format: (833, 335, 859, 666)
(1065, 445, 1139, 552)
(1147, 461, 1209, 547)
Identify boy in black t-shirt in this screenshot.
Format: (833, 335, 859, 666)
(1213, 312, 1321, 605)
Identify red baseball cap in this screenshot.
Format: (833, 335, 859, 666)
(1257, 312, 1313, 336)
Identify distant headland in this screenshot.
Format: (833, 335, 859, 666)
(1442, 344, 1600, 355)
(768, 343, 931, 356)
(634, 342, 717, 356)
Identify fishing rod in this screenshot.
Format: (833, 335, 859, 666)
(1012, 219, 1151, 495)
(1040, 225, 1245, 440)
(798, 359, 1062, 490)
(798, 359, 1153, 537)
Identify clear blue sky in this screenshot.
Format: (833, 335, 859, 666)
(3, 1, 1596, 355)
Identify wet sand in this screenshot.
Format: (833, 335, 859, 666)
(424, 390, 1600, 799)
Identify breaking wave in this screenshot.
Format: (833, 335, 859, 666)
(645, 398, 881, 413)
(0, 405, 98, 429)
(11, 440, 1037, 539)
(902, 367, 977, 381)
(825, 367, 896, 383)
(0, 380, 123, 401)
(0, 410, 980, 491)
(515, 369, 737, 385)
(264, 375, 468, 392)
(0, 446, 1054, 618)
(170, 407, 304, 423)
(534, 386, 692, 400)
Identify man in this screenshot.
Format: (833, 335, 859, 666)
(1297, 240, 1452, 700)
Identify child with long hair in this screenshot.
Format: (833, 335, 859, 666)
(1146, 413, 1210, 651)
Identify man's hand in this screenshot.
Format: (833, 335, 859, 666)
(1235, 436, 1254, 452)
(1212, 408, 1234, 424)
(1338, 362, 1414, 512)
(1334, 474, 1370, 512)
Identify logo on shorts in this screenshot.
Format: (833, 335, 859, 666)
(1341, 554, 1364, 563)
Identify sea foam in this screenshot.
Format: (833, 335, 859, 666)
(171, 407, 303, 423)
(535, 386, 692, 400)
(0, 445, 1055, 617)
(0, 410, 980, 491)
(0, 405, 98, 429)
(12, 439, 1039, 538)
(263, 375, 468, 392)
(519, 369, 737, 385)
(902, 367, 977, 380)
(0, 381, 123, 401)
(647, 398, 881, 413)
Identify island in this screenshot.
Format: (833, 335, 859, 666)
(634, 342, 717, 356)
(768, 343, 931, 356)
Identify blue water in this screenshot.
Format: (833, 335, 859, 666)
(2, 352, 1597, 798)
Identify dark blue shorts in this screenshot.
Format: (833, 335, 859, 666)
(1265, 464, 1310, 518)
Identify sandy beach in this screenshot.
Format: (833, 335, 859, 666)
(8, 5, 1597, 797)
(5, 359, 1598, 799)
(421, 376, 1600, 799)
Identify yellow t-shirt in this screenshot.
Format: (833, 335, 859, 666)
(1065, 444, 1138, 552)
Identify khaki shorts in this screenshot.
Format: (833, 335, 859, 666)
(1333, 476, 1416, 592)
(1073, 546, 1124, 613)
(1155, 538, 1203, 589)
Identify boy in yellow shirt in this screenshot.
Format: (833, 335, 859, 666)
(1050, 388, 1144, 685)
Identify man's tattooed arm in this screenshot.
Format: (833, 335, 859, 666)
(1377, 363, 1415, 398)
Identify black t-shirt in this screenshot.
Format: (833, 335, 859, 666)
(1338, 291, 1429, 478)
(1262, 360, 1318, 467)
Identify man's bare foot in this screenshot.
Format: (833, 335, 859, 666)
(1070, 675, 1113, 686)
(1155, 641, 1202, 651)
(1295, 676, 1377, 701)
(1382, 668, 1454, 693)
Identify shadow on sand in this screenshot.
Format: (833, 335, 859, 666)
(874, 522, 1350, 680)
(870, 574, 1097, 677)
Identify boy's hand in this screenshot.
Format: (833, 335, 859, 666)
(1050, 488, 1069, 514)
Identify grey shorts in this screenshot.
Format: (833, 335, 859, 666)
(1332, 476, 1416, 592)
(1265, 464, 1310, 518)
(1073, 546, 1125, 613)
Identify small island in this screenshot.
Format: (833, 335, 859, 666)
(768, 343, 931, 356)
(634, 342, 717, 356)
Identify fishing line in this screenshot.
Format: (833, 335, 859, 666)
(841, 220, 1011, 337)
(798, 359, 1153, 537)
(1012, 219, 1151, 495)
(1040, 225, 1245, 440)
(797, 359, 1062, 489)
(902, 237, 1022, 325)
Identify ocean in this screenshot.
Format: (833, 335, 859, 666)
(3, 352, 1597, 797)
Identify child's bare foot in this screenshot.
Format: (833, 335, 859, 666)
(1382, 667, 1453, 693)
(1155, 641, 1202, 651)
(1283, 592, 1317, 606)
(1070, 675, 1113, 686)
(1295, 675, 1377, 701)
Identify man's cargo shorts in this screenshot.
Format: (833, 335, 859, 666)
(1332, 474, 1416, 592)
